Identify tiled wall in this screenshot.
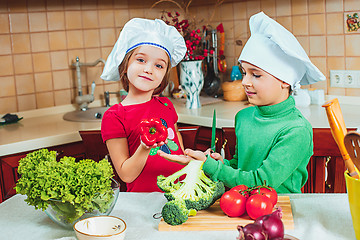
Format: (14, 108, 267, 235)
(0, 0, 359, 114)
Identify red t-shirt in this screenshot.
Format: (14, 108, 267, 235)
(101, 96, 184, 192)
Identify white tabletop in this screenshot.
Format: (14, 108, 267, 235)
(0, 193, 356, 240)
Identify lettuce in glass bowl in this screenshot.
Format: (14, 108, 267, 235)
(45, 178, 119, 228)
(15, 149, 119, 229)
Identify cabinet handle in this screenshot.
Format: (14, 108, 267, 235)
(325, 156, 332, 190)
(56, 150, 65, 158)
(221, 139, 227, 159)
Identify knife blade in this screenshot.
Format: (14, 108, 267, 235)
(211, 109, 216, 152)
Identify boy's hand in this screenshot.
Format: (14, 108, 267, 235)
(157, 148, 207, 165)
(204, 148, 224, 164)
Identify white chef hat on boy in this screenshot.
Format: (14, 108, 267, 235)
(238, 12, 325, 89)
(101, 18, 187, 81)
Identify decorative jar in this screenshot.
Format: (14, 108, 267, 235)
(179, 60, 204, 109)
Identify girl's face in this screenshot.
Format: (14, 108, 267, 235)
(126, 45, 169, 94)
(241, 61, 290, 106)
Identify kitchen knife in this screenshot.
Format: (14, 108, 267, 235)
(211, 109, 216, 152)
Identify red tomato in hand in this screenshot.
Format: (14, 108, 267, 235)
(250, 186, 278, 206)
(220, 190, 247, 217)
(246, 194, 273, 220)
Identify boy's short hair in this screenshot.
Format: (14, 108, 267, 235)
(118, 49, 171, 96)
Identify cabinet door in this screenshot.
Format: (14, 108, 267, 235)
(0, 141, 85, 203)
(178, 124, 223, 152)
(220, 127, 331, 193)
(222, 127, 236, 159)
(178, 125, 200, 149)
(313, 128, 356, 193)
(0, 153, 26, 202)
(79, 130, 127, 192)
(48, 141, 86, 160)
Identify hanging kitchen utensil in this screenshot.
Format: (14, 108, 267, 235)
(344, 131, 360, 172)
(202, 28, 221, 97)
(322, 98, 359, 178)
(216, 23, 227, 73)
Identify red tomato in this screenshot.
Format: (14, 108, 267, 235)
(250, 186, 278, 206)
(246, 194, 273, 220)
(220, 190, 247, 217)
(230, 184, 248, 193)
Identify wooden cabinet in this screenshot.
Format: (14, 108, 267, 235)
(77, 125, 211, 192)
(180, 125, 352, 194)
(0, 141, 85, 203)
(312, 128, 356, 193)
(178, 123, 224, 152)
(79, 130, 127, 192)
(2, 125, 348, 203)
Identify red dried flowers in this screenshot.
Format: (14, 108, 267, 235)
(162, 11, 208, 61)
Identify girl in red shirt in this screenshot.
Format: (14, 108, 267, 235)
(100, 18, 187, 192)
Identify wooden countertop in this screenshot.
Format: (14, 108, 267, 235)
(1, 96, 360, 157)
(0, 193, 356, 240)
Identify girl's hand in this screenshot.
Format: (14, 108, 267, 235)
(139, 117, 168, 147)
(204, 148, 224, 164)
(140, 139, 167, 150)
(157, 148, 207, 165)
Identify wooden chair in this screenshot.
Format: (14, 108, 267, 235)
(322, 98, 358, 177)
(79, 130, 127, 192)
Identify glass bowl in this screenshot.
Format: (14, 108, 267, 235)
(45, 178, 120, 229)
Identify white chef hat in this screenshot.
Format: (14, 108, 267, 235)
(101, 18, 187, 81)
(238, 12, 325, 89)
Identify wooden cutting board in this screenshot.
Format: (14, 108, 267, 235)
(159, 196, 294, 231)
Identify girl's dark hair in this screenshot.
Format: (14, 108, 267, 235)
(118, 48, 171, 95)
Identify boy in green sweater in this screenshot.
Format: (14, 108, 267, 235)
(158, 12, 325, 193)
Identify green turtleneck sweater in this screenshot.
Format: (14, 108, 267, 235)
(203, 96, 313, 193)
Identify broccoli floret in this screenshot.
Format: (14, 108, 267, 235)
(157, 175, 181, 193)
(157, 160, 225, 211)
(210, 181, 226, 205)
(161, 199, 196, 226)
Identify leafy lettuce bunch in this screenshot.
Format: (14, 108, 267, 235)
(15, 149, 115, 223)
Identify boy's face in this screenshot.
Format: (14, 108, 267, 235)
(240, 61, 290, 106)
(126, 45, 169, 94)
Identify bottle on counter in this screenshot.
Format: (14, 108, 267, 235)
(230, 66, 242, 81)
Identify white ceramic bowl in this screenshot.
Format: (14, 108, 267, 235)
(74, 216, 126, 240)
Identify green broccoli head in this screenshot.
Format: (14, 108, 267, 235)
(210, 181, 226, 205)
(157, 160, 225, 211)
(161, 199, 196, 226)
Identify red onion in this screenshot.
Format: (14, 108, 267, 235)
(254, 209, 284, 240)
(237, 223, 268, 240)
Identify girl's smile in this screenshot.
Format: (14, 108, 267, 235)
(139, 75, 153, 81)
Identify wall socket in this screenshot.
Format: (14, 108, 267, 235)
(330, 70, 360, 88)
